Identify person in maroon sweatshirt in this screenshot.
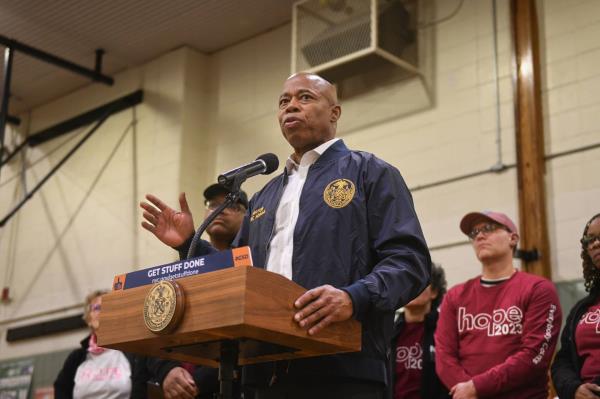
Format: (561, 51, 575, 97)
(552, 212, 600, 399)
(435, 211, 562, 399)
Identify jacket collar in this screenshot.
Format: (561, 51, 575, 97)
(312, 139, 349, 167)
(282, 139, 349, 177)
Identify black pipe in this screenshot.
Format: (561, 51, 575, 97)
(410, 163, 516, 192)
(428, 239, 470, 252)
(0, 139, 27, 166)
(7, 115, 20, 125)
(0, 46, 15, 181)
(28, 90, 143, 146)
(6, 314, 86, 342)
(0, 110, 112, 228)
(0, 35, 113, 85)
(95, 49, 105, 74)
(545, 141, 600, 161)
(410, 139, 600, 194)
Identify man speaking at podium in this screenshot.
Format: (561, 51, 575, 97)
(141, 73, 431, 399)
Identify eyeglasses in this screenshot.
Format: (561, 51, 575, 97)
(468, 223, 509, 240)
(581, 234, 600, 248)
(205, 201, 244, 212)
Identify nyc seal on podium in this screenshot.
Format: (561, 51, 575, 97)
(143, 280, 185, 334)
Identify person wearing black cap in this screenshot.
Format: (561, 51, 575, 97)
(435, 211, 562, 399)
(202, 183, 248, 251)
(143, 184, 247, 399)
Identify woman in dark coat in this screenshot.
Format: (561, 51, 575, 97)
(54, 290, 149, 399)
(552, 213, 600, 399)
(390, 263, 450, 399)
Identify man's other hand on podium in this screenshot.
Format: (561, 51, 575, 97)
(140, 192, 195, 248)
(162, 366, 198, 399)
(293, 284, 354, 336)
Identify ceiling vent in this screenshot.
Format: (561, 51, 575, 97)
(292, 0, 434, 133)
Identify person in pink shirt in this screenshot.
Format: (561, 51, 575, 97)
(552, 213, 600, 399)
(54, 291, 149, 399)
(435, 211, 562, 399)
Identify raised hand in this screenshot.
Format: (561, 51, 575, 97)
(140, 192, 195, 248)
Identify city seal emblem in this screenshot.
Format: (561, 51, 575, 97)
(323, 178, 356, 209)
(143, 280, 185, 334)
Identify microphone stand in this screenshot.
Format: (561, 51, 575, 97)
(185, 174, 246, 399)
(186, 174, 245, 259)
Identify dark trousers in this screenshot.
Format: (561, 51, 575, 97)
(254, 379, 385, 399)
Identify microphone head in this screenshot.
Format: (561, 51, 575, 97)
(257, 153, 279, 175)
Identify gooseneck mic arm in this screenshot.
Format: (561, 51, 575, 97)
(186, 153, 279, 259)
(186, 175, 244, 259)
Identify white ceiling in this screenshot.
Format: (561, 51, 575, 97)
(0, 0, 296, 115)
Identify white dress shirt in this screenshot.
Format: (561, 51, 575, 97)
(265, 138, 340, 279)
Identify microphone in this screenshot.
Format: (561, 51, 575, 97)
(218, 153, 279, 186)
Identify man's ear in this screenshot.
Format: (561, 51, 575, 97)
(330, 105, 341, 123)
(510, 233, 519, 248)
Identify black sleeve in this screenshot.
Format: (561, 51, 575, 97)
(146, 357, 182, 385)
(194, 367, 219, 396)
(53, 349, 85, 399)
(342, 159, 431, 322)
(146, 357, 223, 397)
(128, 354, 150, 399)
(551, 305, 583, 399)
(175, 236, 216, 259)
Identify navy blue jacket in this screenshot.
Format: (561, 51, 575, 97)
(185, 140, 431, 386)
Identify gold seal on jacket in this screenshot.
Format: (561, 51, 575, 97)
(143, 280, 184, 334)
(323, 179, 355, 209)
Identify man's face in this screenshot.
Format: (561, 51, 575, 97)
(205, 193, 245, 243)
(277, 74, 340, 157)
(469, 220, 517, 263)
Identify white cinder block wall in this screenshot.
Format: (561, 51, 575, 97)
(540, 0, 600, 282)
(0, 48, 213, 359)
(0, 0, 599, 360)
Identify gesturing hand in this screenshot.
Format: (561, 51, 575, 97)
(140, 192, 195, 248)
(162, 367, 198, 399)
(293, 285, 354, 336)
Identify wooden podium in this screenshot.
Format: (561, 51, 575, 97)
(97, 265, 361, 395)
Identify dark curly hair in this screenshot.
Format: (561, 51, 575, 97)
(581, 213, 600, 292)
(430, 263, 447, 308)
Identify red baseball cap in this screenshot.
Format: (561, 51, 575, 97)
(460, 211, 519, 236)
